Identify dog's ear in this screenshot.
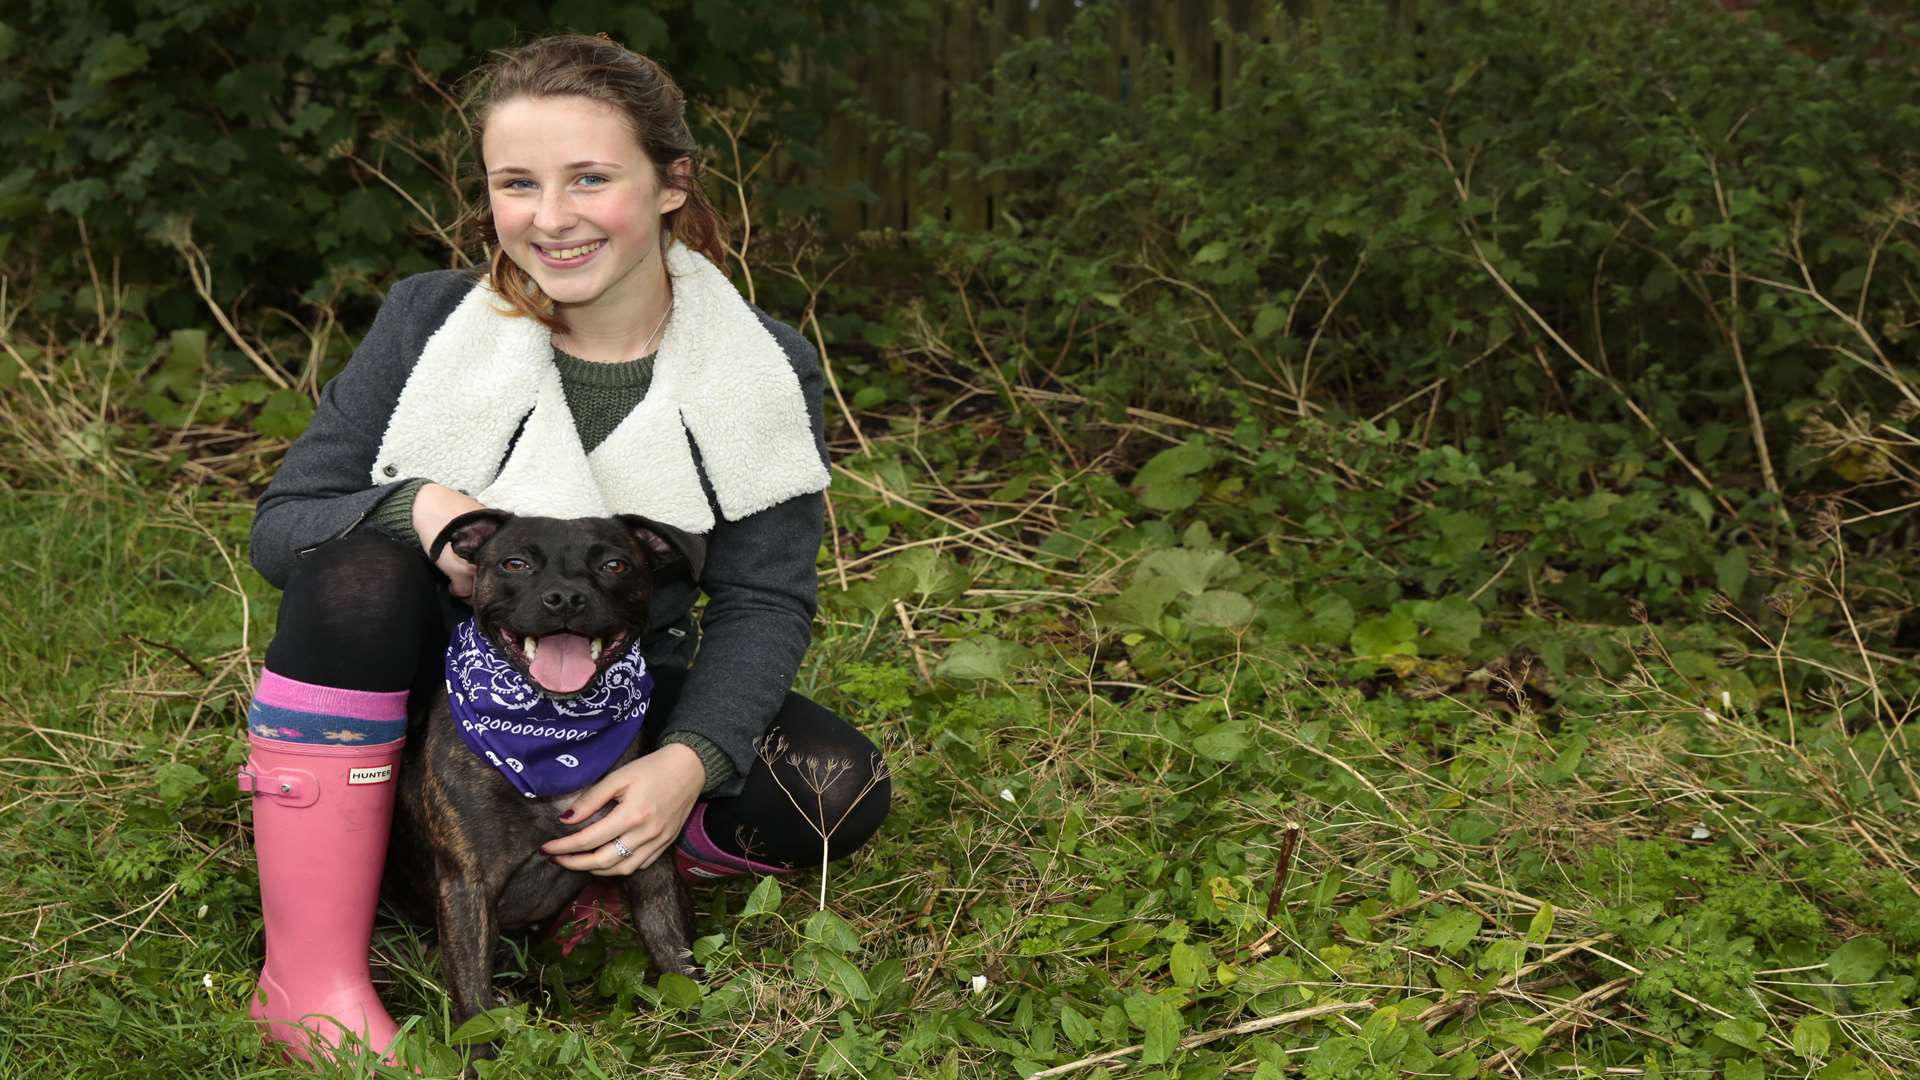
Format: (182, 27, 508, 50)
(616, 515, 706, 583)
(429, 509, 514, 564)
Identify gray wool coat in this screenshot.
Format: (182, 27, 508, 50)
(248, 263, 830, 800)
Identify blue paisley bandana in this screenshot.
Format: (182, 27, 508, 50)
(445, 618, 652, 798)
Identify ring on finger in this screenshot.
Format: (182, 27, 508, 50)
(611, 836, 634, 860)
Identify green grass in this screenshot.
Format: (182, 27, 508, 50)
(2, 355, 1918, 1080)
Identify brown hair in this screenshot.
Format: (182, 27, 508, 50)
(462, 33, 727, 332)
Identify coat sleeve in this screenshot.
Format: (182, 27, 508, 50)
(248, 272, 466, 588)
(655, 315, 829, 799)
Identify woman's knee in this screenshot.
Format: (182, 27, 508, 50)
(754, 697, 892, 857)
(265, 530, 441, 688)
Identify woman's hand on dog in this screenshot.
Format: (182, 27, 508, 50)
(413, 482, 488, 598)
(543, 743, 707, 873)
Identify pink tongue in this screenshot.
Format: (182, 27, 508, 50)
(530, 633, 597, 693)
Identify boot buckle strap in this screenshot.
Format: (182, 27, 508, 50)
(237, 765, 320, 808)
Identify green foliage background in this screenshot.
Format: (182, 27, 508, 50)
(2, 0, 883, 321)
(4, 1, 1920, 1077)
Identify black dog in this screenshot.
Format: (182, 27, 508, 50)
(383, 509, 705, 1037)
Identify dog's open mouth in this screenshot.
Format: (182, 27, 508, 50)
(496, 629, 630, 695)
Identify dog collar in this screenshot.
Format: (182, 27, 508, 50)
(445, 618, 651, 798)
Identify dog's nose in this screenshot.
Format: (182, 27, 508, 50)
(541, 589, 586, 614)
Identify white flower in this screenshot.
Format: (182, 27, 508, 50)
(1721, 691, 1732, 711)
(196, 904, 208, 919)
(998, 789, 1015, 804)
(971, 974, 988, 994)
(1690, 825, 1711, 840)
(202, 974, 214, 989)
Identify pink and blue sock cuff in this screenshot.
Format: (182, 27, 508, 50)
(246, 670, 408, 746)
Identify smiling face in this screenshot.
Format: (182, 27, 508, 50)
(482, 95, 689, 314)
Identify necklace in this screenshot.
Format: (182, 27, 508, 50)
(638, 294, 672, 358)
(558, 293, 672, 362)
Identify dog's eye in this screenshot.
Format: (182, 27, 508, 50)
(500, 557, 530, 572)
(602, 558, 630, 575)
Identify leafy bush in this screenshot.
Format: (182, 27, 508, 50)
(1, 0, 896, 338)
(897, 0, 1918, 512)
(818, 0, 1920, 671)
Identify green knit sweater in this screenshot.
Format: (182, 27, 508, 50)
(366, 346, 737, 795)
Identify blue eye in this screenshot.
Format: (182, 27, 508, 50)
(502, 178, 534, 191)
(577, 174, 608, 188)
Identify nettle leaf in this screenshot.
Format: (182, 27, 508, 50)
(1712, 1018, 1767, 1053)
(1826, 936, 1889, 984)
(1186, 590, 1255, 628)
(1180, 520, 1221, 551)
(935, 635, 1033, 683)
(805, 909, 862, 955)
(1434, 511, 1491, 559)
(1396, 596, 1483, 655)
(1139, 547, 1236, 595)
(1192, 723, 1250, 763)
(1683, 486, 1714, 527)
(1792, 1015, 1833, 1059)
(894, 547, 970, 599)
(1389, 865, 1419, 906)
(1168, 942, 1209, 988)
(1493, 1020, 1545, 1054)
(1351, 613, 1418, 657)
(1310, 592, 1355, 644)
(1526, 902, 1556, 944)
(1447, 812, 1499, 845)
(88, 34, 151, 86)
(657, 972, 705, 1010)
(1420, 906, 1482, 954)
(741, 874, 783, 918)
(1478, 938, 1527, 979)
(449, 1003, 526, 1045)
(254, 389, 315, 440)
(47, 178, 111, 218)
(1123, 991, 1183, 1065)
(1193, 240, 1230, 264)
(1133, 439, 1214, 512)
(1715, 546, 1749, 599)
(1099, 575, 1183, 633)
(804, 948, 874, 1002)
(155, 763, 207, 808)
(1059, 1005, 1096, 1048)
(1538, 200, 1568, 242)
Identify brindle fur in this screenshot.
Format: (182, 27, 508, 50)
(381, 511, 704, 1048)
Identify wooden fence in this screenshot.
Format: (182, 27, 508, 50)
(813, 0, 1424, 235)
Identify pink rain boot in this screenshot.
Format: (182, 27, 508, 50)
(672, 800, 794, 883)
(241, 734, 405, 1063)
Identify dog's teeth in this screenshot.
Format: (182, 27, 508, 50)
(590, 638, 604, 662)
(524, 636, 538, 661)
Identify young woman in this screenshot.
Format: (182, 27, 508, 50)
(239, 33, 890, 1062)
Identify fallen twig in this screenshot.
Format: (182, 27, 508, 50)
(1264, 822, 1303, 920)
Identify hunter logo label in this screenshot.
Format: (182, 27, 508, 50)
(348, 765, 394, 785)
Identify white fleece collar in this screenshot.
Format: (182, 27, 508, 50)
(370, 241, 829, 533)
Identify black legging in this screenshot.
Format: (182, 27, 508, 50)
(264, 530, 890, 868)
